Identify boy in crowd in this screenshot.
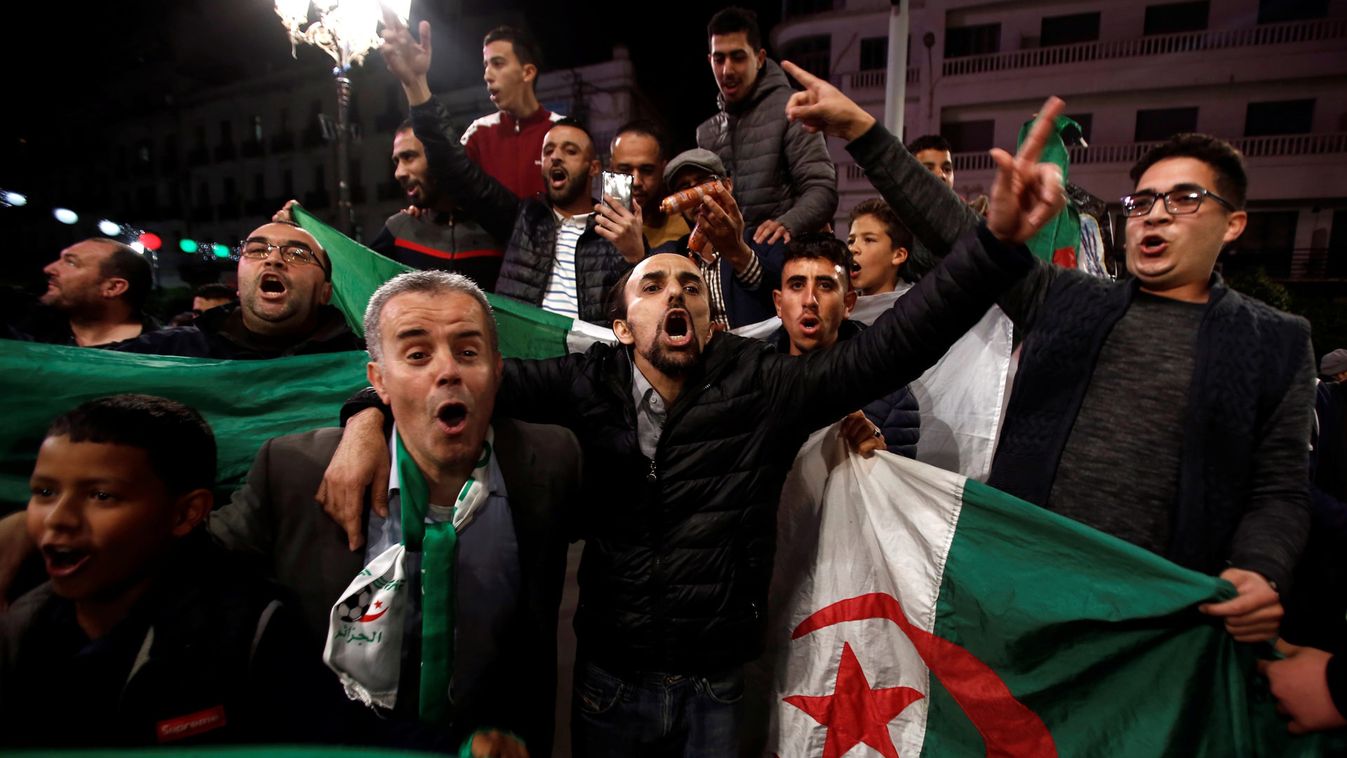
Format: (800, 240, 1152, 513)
(0, 395, 326, 747)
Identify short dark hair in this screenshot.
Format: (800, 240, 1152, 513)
(849, 199, 914, 252)
(551, 117, 597, 158)
(195, 283, 235, 301)
(483, 25, 542, 74)
(94, 239, 152, 312)
(784, 233, 854, 291)
(45, 394, 216, 496)
(612, 119, 670, 162)
(708, 6, 762, 50)
(395, 118, 414, 135)
(607, 267, 635, 323)
(1129, 133, 1248, 210)
(906, 134, 952, 155)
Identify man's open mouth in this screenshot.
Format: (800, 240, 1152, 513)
(259, 273, 288, 295)
(799, 315, 821, 335)
(1139, 234, 1168, 256)
(662, 309, 693, 347)
(548, 166, 568, 188)
(41, 545, 90, 578)
(435, 402, 469, 433)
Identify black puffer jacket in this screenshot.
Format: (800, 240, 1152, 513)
(496, 225, 1031, 673)
(410, 98, 630, 324)
(696, 59, 837, 235)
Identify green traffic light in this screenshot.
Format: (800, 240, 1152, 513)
(179, 239, 199, 253)
(212, 243, 230, 258)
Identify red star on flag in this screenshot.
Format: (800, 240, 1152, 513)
(372, 600, 382, 609)
(784, 641, 924, 758)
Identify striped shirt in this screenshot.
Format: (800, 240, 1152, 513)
(542, 210, 591, 319)
(694, 249, 764, 329)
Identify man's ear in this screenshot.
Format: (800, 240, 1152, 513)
(170, 489, 214, 537)
(772, 289, 783, 319)
(756, 49, 766, 70)
(102, 277, 129, 300)
(522, 63, 538, 86)
(892, 246, 909, 268)
(588, 158, 602, 178)
(368, 360, 391, 405)
(844, 288, 858, 315)
(1223, 210, 1248, 245)
(318, 281, 333, 305)
(612, 318, 635, 346)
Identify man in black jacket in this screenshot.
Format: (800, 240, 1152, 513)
(379, 15, 642, 324)
(782, 61, 1311, 644)
(322, 91, 1065, 754)
(112, 221, 360, 359)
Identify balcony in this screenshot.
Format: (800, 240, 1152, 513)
(241, 140, 265, 159)
(187, 147, 209, 167)
(270, 133, 296, 153)
(836, 68, 921, 91)
(942, 17, 1347, 77)
(214, 143, 237, 162)
(951, 132, 1347, 173)
(302, 125, 326, 149)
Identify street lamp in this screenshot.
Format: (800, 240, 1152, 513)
(274, 0, 411, 234)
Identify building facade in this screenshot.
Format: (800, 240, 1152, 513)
(773, 0, 1347, 282)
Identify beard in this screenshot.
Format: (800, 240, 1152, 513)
(547, 169, 590, 207)
(645, 339, 700, 376)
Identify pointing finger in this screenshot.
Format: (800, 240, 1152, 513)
(1016, 96, 1065, 165)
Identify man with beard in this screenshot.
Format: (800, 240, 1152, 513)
(6, 238, 157, 347)
(379, 16, 642, 323)
(608, 121, 688, 250)
(697, 6, 837, 245)
(319, 93, 1066, 754)
(111, 221, 361, 359)
(367, 121, 503, 292)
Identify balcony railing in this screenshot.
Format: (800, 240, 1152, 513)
(943, 17, 1347, 77)
(838, 68, 921, 91)
(952, 132, 1347, 172)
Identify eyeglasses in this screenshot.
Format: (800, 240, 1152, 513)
(1120, 188, 1236, 218)
(239, 238, 329, 272)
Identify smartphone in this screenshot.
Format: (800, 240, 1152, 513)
(601, 171, 634, 210)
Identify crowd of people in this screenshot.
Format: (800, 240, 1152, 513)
(1, 5, 1343, 755)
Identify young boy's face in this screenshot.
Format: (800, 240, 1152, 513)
(27, 436, 196, 602)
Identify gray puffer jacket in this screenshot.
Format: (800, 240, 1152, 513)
(696, 59, 838, 235)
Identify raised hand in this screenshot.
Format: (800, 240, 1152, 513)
(781, 60, 876, 142)
(379, 9, 432, 105)
(986, 97, 1068, 244)
(595, 194, 645, 264)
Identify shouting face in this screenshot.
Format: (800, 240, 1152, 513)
(709, 31, 765, 106)
(541, 124, 600, 209)
(236, 222, 332, 337)
(392, 128, 436, 208)
(615, 254, 715, 379)
(774, 256, 856, 356)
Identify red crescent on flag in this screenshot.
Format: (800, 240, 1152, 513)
(358, 606, 391, 622)
(793, 592, 1057, 758)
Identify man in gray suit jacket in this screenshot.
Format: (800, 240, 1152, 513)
(208, 270, 582, 756)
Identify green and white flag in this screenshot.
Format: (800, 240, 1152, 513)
(762, 426, 1332, 757)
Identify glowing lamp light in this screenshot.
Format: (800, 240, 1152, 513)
(212, 243, 231, 258)
(53, 208, 78, 225)
(179, 239, 199, 253)
(139, 232, 162, 251)
(130, 241, 146, 254)
(0, 190, 26, 207)
(97, 219, 121, 236)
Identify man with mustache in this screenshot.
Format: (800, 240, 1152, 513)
(379, 16, 641, 323)
(367, 121, 503, 292)
(322, 91, 1066, 754)
(696, 6, 837, 246)
(111, 221, 360, 359)
(6, 238, 157, 347)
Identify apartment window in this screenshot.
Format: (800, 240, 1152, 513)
(313, 165, 326, 191)
(785, 0, 836, 17)
(220, 120, 233, 146)
(223, 177, 237, 200)
(1064, 113, 1093, 144)
(945, 23, 1000, 58)
(1135, 107, 1198, 141)
(782, 35, 831, 80)
(1232, 210, 1299, 276)
(1245, 99, 1314, 137)
(253, 173, 265, 200)
(940, 119, 996, 152)
(280, 108, 290, 132)
(194, 126, 206, 148)
(1328, 210, 1347, 277)
(1144, 1, 1209, 35)
(1257, 0, 1327, 24)
(252, 116, 264, 142)
(162, 134, 178, 160)
(860, 37, 887, 71)
(1040, 12, 1100, 47)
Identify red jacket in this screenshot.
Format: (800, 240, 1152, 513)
(460, 107, 563, 199)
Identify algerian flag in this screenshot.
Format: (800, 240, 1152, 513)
(760, 426, 1336, 757)
(1017, 114, 1082, 267)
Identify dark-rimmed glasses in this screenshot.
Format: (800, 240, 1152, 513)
(1120, 188, 1236, 218)
(239, 238, 329, 273)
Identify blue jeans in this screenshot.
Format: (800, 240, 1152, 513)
(571, 659, 744, 757)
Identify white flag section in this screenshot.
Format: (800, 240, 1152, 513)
(735, 288, 1014, 481)
(760, 424, 965, 757)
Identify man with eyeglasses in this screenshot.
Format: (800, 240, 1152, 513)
(112, 221, 362, 359)
(793, 63, 1312, 646)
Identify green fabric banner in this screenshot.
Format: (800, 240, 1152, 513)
(1017, 114, 1083, 264)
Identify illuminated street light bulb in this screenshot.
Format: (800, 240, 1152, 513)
(179, 239, 199, 253)
(212, 243, 231, 258)
(98, 219, 121, 236)
(0, 190, 27, 207)
(53, 208, 78, 224)
(139, 232, 163, 251)
(130, 241, 146, 254)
